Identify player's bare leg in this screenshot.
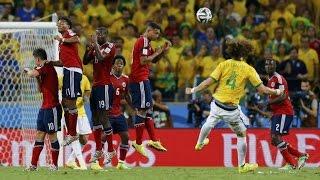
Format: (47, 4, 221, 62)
(48, 133, 60, 171)
(63, 98, 79, 146)
(132, 109, 147, 157)
(117, 131, 130, 170)
(26, 131, 46, 171)
(271, 134, 296, 170)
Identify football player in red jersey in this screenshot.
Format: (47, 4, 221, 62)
(83, 27, 116, 164)
(129, 22, 170, 156)
(265, 58, 309, 170)
(91, 55, 131, 170)
(24, 48, 62, 171)
(48, 16, 83, 146)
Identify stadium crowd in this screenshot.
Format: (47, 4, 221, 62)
(0, 0, 319, 128)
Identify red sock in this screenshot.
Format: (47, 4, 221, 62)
(119, 144, 129, 161)
(51, 149, 59, 166)
(31, 141, 44, 166)
(64, 110, 69, 129)
(281, 149, 296, 166)
(68, 109, 78, 136)
(104, 128, 114, 152)
(51, 140, 60, 166)
(287, 144, 303, 157)
(145, 117, 158, 141)
(135, 124, 145, 145)
(93, 128, 102, 151)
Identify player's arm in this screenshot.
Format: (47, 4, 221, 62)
(24, 67, 40, 77)
(83, 45, 95, 65)
(185, 77, 217, 94)
(151, 42, 171, 64)
(248, 67, 284, 96)
(55, 35, 80, 44)
(268, 84, 286, 105)
(45, 60, 63, 67)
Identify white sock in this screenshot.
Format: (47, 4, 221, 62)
(197, 121, 212, 144)
(70, 140, 86, 168)
(237, 137, 247, 167)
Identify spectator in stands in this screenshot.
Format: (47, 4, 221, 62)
(179, 23, 193, 49)
(152, 3, 169, 31)
(176, 46, 195, 101)
(270, 0, 294, 25)
(35, 0, 47, 18)
(152, 90, 173, 128)
(274, 43, 289, 63)
(73, 0, 90, 28)
(187, 90, 212, 128)
(198, 44, 225, 79)
(165, 33, 183, 70)
(104, 0, 121, 27)
(16, 0, 40, 22)
(255, 30, 270, 56)
(164, 15, 179, 40)
(298, 35, 319, 83)
(278, 47, 308, 93)
(298, 80, 318, 127)
(267, 27, 291, 54)
(0, 3, 15, 21)
(196, 26, 220, 55)
(308, 26, 320, 58)
(109, 7, 133, 36)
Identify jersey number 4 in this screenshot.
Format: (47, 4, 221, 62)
(226, 71, 238, 90)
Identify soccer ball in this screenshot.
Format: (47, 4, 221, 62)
(196, 7, 212, 23)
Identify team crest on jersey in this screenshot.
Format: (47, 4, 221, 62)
(122, 82, 126, 88)
(271, 82, 275, 87)
(146, 102, 151, 107)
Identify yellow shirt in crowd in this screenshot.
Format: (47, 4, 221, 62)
(298, 48, 319, 81)
(58, 75, 91, 117)
(199, 56, 225, 78)
(210, 59, 262, 105)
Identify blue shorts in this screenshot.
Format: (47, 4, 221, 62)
(37, 105, 62, 133)
(62, 68, 82, 99)
(271, 114, 293, 135)
(129, 80, 153, 109)
(110, 115, 128, 134)
(91, 85, 114, 111)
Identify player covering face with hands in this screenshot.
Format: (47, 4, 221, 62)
(186, 40, 284, 173)
(83, 27, 116, 164)
(24, 48, 62, 171)
(129, 22, 170, 157)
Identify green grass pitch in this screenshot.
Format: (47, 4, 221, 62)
(0, 167, 319, 180)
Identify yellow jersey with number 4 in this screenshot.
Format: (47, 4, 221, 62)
(210, 59, 262, 105)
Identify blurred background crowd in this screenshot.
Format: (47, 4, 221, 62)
(0, 0, 319, 128)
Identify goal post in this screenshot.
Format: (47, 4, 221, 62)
(0, 21, 63, 167)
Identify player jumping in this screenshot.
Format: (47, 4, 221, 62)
(49, 16, 83, 146)
(25, 48, 62, 171)
(265, 58, 309, 170)
(186, 40, 284, 173)
(129, 22, 169, 157)
(91, 55, 131, 170)
(83, 27, 116, 164)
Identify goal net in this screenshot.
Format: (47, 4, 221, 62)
(0, 22, 59, 167)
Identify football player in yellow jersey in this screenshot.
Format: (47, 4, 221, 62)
(186, 40, 284, 173)
(59, 75, 92, 170)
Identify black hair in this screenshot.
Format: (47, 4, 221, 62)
(147, 21, 162, 31)
(33, 48, 47, 60)
(112, 55, 126, 66)
(59, 16, 72, 28)
(96, 26, 108, 34)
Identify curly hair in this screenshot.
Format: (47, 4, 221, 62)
(226, 40, 253, 59)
